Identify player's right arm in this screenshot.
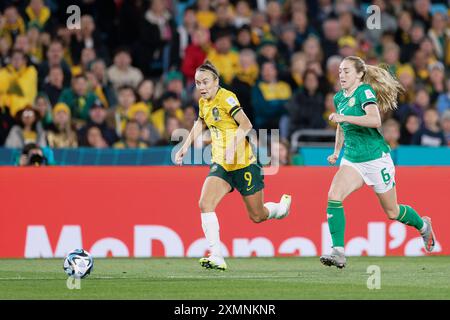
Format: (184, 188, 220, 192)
(175, 117, 205, 165)
(327, 124, 344, 165)
(328, 93, 344, 165)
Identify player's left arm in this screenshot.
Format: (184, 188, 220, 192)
(329, 104, 381, 128)
(225, 109, 253, 162)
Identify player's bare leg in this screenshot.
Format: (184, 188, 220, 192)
(320, 165, 364, 268)
(376, 187, 435, 252)
(198, 176, 231, 271)
(242, 190, 291, 223)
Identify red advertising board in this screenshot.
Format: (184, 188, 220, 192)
(0, 167, 448, 258)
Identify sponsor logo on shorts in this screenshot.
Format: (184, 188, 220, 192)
(246, 185, 255, 192)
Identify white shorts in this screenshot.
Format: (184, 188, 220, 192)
(340, 153, 396, 194)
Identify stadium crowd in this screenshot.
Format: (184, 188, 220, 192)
(0, 0, 448, 160)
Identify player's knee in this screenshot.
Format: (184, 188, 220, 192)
(198, 198, 215, 213)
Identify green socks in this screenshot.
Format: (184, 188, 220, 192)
(396, 204, 424, 231)
(327, 200, 346, 248)
(326, 202, 424, 249)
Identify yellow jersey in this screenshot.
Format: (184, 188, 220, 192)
(199, 88, 256, 171)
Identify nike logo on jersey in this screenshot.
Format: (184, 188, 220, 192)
(246, 185, 255, 192)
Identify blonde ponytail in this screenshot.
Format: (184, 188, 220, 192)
(363, 64, 405, 112)
(344, 56, 405, 113)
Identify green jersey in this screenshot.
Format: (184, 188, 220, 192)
(334, 83, 390, 163)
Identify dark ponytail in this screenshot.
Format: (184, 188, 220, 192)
(196, 60, 220, 79)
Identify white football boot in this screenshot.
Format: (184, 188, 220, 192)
(421, 216, 436, 253)
(199, 255, 227, 271)
(275, 194, 292, 220)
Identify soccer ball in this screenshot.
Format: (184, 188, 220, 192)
(63, 249, 94, 279)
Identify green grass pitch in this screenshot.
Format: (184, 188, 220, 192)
(0, 257, 449, 299)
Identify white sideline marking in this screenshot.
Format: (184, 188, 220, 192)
(0, 275, 300, 281)
(166, 275, 298, 279)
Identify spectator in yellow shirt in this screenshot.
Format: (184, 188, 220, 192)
(252, 61, 292, 132)
(108, 85, 138, 136)
(206, 32, 239, 85)
(0, 49, 37, 117)
(151, 91, 184, 136)
(24, 0, 52, 32)
(195, 0, 216, 29)
(0, 6, 26, 48)
(46, 102, 78, 148)
(127, 102, 160, 146)
(113, 120, 148, 149)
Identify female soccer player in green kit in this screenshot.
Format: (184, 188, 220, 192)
(320, 56, 436, 268)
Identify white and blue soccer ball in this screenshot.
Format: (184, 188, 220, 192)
(63, 249, 94, 279)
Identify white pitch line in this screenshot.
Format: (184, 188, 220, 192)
(165, 275, 300, 279)
(0, 275, 301, 281)
(0, 276, 125, 280)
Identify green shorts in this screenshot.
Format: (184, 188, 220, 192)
(207, 163, 265, 196)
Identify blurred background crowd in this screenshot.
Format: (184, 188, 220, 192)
(0, 0, 448, 165)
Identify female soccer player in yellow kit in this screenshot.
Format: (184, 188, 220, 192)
(175, 61, 291, 270)
(320, 56, 436, 268)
